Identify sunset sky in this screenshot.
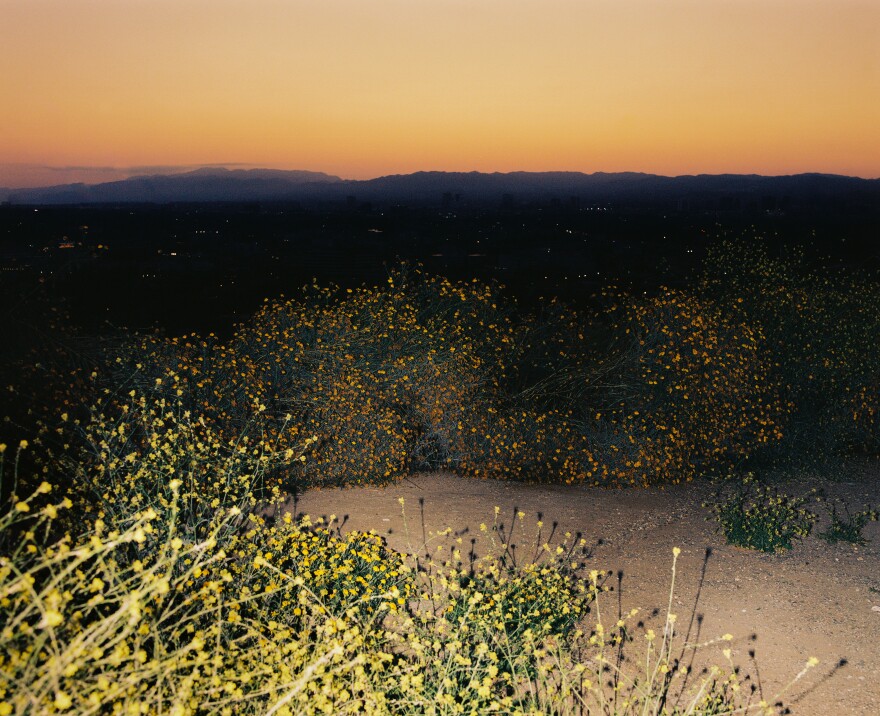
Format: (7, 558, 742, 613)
(2, 0, 878, 188)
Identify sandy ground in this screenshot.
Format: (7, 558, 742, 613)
(274, 467, 880, 715)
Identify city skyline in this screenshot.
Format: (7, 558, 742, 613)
(2, 0, 879, 188)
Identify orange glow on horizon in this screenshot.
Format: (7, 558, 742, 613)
(1, 0, 878, 187)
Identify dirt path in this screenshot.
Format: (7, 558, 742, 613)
(277, 469, 880, 715)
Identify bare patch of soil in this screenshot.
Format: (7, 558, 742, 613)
(277, 467, 880, 715)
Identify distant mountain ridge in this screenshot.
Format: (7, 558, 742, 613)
(0, 168, 342, 204)
(2, 167, 878, 206)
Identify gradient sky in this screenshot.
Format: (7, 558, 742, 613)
(2, 0, 878, 187)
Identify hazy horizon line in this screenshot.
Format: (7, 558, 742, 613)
(2, 162, 879, 190)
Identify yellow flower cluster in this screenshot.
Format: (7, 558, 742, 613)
(10, 234, 880, 504)
(226, 514, 413, 627)
(50, 388, 303, 537)
(0, 478, 407, 715)
(67, 265, 606, 491)
(27, 250, 875, 495)
(455, 406, 598, 484)
(700, 235, 880, 468)
(589, 287, 781, 486)
(63, 263, 789, 493)
(2, 455, 819, 715)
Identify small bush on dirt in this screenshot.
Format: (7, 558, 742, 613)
(706, 475, 817, 553)
(819, 502, 879, 545)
